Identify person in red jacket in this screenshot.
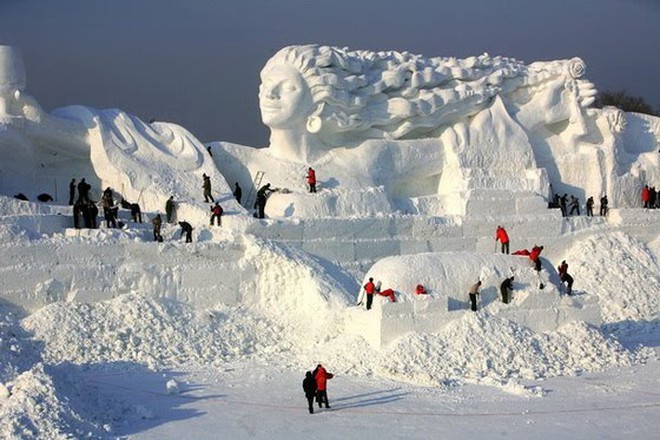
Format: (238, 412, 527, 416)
(313, 364, 334, 409)
(495, 226, 510, 254)
(642, 185, 650, 208)
(415, 284, 427, 295)
(360, 277, 376, 310)
(378, 288, 396, 302)
(210, 202, 223, 226)
(529, 245, 544, 272)
(306, 167, 317, 193)
(557, 260, 574, 295)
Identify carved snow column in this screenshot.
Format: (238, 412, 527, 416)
(0, 46, 26, 119)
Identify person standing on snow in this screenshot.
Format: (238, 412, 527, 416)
(569, 196, 580, 216)
(68, 178, 76, 205)
(530, 245, 545, 289)
(77, 178, 91, 204)
(560, 193, 568, 217)
(600, 195, 609, 216)
(360, 277, 376, 310)
(313, 364, 334, 409)
(210, 202, 223, 226)
(558, 260, 574, 295)
(165, 196, 176, 223)
(500, 276, 514, 304)
(586, 196, 594, 217)
(468, 280, 481, 312)
(306, 167, 317, 193)
(302, 371, 317, 414)
(202, 173, 214, 203)
(495, 225, 510, 254)
(233, 182, 242, 204)
(642, 185, 650, 208)
(151, 214, 163, 242)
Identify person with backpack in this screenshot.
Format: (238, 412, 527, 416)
(558, 260, 574, 295)
(302, 371, 317, 414)
(495, 225, 510, 254)
(210, 202, 223, 226)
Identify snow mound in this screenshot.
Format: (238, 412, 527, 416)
(565, 231, 660, 324)
(23, 294, 284, 369)
(375, 313, 648, 387)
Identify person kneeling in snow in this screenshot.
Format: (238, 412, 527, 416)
(415, 284, 428, 295)
(378, 288, 396, 302)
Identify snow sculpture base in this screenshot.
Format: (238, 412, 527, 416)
(346, 252, 601, 348)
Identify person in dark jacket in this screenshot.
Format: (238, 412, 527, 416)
(130, 203, 142, 223)
(302, 371, 317, 414)
(73, 202, 82, 229)
(254, 183, 275, 219)
(69, 178, 76, 205)
(569, 196, 580, 216)
(586, 196, 594, 217)
(233, 182, 242, 204)
(600, 195, 609, 216)
(165, 196, 176, 223)
(202, 174, 214, 203)
(77, 178, 91, 203)
(178, 221, 193, 243)
(500, 276, 514, 304)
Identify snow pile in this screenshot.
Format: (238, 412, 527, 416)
(374, 314, 649, 387)
(23, 294, 284, 369)
(565, 231, 660, 324)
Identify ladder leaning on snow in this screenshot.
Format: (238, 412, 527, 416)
(245, 170, 265, 210)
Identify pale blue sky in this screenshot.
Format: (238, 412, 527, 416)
(0, 0, 658, 145)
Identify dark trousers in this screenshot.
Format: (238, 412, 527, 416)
(309, 183, 316, 193)
(257, 203, 266, 219)
(210, 214, 221, 226)
(306, 395, 314, 414)
(204, 190, 214, 203)
(469, 293, 478, 311)
(366, 294, 373, 310)
(501, 241, 509, 254)
(316, 390, 329, 408)
(501, 287, 510, 304)
(561, 274, 574, 295)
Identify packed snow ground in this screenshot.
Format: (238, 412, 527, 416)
(0, 200, 659, 438)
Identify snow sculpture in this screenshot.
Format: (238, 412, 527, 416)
(0, 46, 26, 118)
(259, 45, 597, 161)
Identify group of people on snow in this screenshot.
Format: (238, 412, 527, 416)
(302, 364, 334, 414)
(553, 193, 608, 217)
(641, 184, 660, 209)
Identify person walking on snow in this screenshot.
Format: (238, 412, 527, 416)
(500, 276, 514, 304)
(210, 202, 223, 226)
(306, 167, 317, 193)
(314, 364, 334, 409)
(495, 225, 510, 254)
(302, 371, 317, 414)
(202, 174, 214, 203)
(468, 280, 481, 312)
(558, 260, 574, 295)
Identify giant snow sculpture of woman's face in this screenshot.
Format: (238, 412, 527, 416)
(259, 64, 314, 129)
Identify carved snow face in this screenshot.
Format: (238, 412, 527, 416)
(259, 64, 314, 129)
